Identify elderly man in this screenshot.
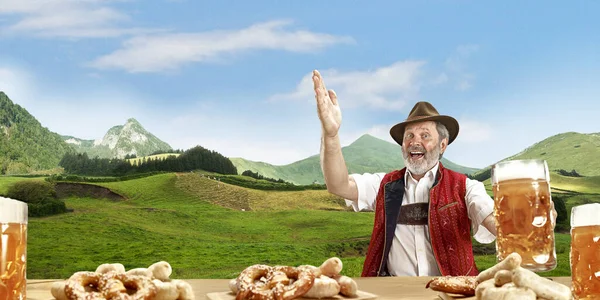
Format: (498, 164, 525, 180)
(312, 70, 497, 277)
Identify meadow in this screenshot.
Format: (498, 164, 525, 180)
(1, 170, 598, 279)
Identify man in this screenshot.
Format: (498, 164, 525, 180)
(313, 69, 498, 277)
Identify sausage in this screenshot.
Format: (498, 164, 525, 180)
(476, 252, 522, 283)
(333, 275, 358, 297)
(511, 267, 572, 300)
(302, 275, 340, 299)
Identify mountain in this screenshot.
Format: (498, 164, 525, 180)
(63, 118, 173, 159)
(230, 134, 481, 185)
(471, 132, 600, 180)
(0, 92, 74, 174)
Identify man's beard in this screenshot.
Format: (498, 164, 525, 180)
(402, 143, 441, 176)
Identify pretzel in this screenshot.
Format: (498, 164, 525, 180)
(270, 266, 316, 299)
(99, 271, 157, 300)
(64, 271, 105, 300)
(235, 265, 315, 300)
(425, 276, 477, 296)
(235, 264, 273, 300)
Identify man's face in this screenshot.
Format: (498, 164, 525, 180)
(401, 121, 447, 175)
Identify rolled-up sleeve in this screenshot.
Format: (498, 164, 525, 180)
(465, 178, 496, 244)
(345, 172, 386, 212)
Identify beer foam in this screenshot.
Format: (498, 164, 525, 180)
(0, 196, 28, 224)
(571, 203, 600, 227)
(492, 159, 549, 183)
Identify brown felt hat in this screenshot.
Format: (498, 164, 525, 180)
(389, 101, 459, 145)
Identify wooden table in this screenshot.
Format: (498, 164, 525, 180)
(26, 277, 572, 300)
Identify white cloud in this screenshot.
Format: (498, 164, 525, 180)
(88, 20, 355, 73)
(444, 44, 479, 91)
(455, 119, 493, 143)
(269, 61, 425, 111)
(0, 0, 154, 38)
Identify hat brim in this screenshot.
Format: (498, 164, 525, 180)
(389, 115, 459, 146)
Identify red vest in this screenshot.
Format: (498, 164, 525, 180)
(361, 163, 479, 277)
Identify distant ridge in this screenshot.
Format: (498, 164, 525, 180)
(63, 118, 172, 159)
(471, 131, 600, 180)
(231, 134, 481, 185)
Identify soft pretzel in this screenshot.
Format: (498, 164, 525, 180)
(235, 265, 315, 300)
(270, 266, 316, 299)
(235, 264, 273, 300)
(425, 276, 477, 296)
(99, 271, 157, 300)
(64, 271, 105, 300)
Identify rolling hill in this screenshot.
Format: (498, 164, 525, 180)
(5, 170, 593, 279)
(231, 134, 481, 185)
(0, 92, 74, 174)
(471, 132, 600, 181)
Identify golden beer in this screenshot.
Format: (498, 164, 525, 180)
(0, 198, 28, 300)
(570, 204, 600, 299)
(492, 160, 557, 272)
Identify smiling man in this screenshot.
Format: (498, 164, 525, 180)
(313, 69, 498, 277)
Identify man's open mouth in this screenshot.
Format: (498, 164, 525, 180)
(410, 151, 425, 159)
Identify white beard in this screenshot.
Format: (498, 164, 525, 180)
(402, 144, 441, 176)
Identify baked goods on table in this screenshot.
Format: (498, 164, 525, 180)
(425, 276, 478, 296)
(426, 252, 573, 299)
(229, 257, 359, 299)
(50, 261, 194, 300)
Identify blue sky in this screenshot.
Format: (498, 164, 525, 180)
(0, 0, 599, 168)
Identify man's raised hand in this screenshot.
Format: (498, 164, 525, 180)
(313, 70, 342, 138)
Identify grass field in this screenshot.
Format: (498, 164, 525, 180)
(0, 176, 45, 195)
(2, 171, 599, 280)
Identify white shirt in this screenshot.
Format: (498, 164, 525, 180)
(345, 162, 495, 276)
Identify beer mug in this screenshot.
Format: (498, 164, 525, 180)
(570, 203, 600, 299)
(491, 159, 557, 272)
(0, 197, 28, 300)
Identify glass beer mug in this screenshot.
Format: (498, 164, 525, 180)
(491, 159, 557, 272)
(0, 197, 28, 300)
(570, 203, 600, 299)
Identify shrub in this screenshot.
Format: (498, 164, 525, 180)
(5, 180, 67, 217)
(6, 180, 57, 204)
(28, 199, 68, 217)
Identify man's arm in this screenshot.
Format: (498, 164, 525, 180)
(313, 70, 358, 201)
(320, 133, 358, 201)
(482, 213, 497, 236)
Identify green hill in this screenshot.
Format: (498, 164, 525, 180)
(0, 92, 74, 174)
(231, 134, 481, 185)
(472, 132, 600, 181)
(7, 171, 594, 279)
(23, 173, 373, 279)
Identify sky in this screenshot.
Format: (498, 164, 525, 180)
(0, 0, 599, 169)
